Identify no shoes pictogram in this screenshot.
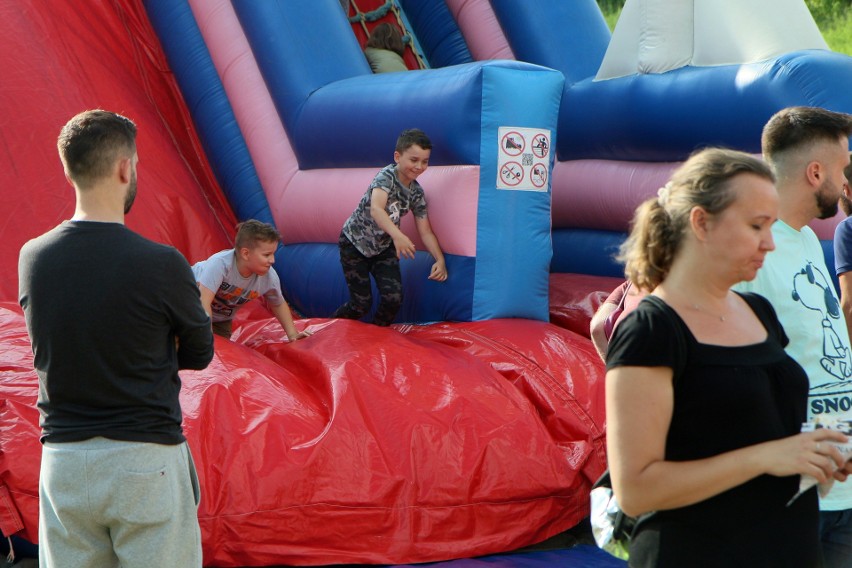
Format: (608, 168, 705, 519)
(496, 126, 552, 192)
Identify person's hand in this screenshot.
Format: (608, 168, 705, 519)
(393, 234, 416, 259)
(287, 330, 313, 342)
(762, 429, 848, 483)
(428, 260, 447, 281)
(834, 455, 852, 482)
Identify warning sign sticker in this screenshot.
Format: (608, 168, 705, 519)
(496, 126, 551, 191)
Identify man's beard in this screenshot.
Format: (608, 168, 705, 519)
(124, 168, 137, 214)
(816, 178, 840, 220)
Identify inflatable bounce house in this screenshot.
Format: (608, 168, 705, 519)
(3, 0, 852, 566)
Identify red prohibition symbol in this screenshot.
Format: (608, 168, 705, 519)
(500, 161, 524, 186)
(501, 131, 525, 156)
(531, 164, 548, 188)
(531, 133, 549, 159)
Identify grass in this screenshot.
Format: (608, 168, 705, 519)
(599, 4, 852, 57)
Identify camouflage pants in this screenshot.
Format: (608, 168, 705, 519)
(332, 232, 402, 326)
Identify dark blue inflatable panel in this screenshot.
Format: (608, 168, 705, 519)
(281, 243, 475, 323)
(490, 0, 610, 85)
(560, 50, 852, 162)
(551, 229, 625, 278)
(292, 65, 489, 168)
(143, 0, 274, 224)
(399, 0, 473, 68)
(233, 0, 369, 128)
(550, 231, 838, 293)
(292, 61, 554, 169)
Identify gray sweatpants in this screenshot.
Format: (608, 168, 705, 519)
(39, 437, 202, 568)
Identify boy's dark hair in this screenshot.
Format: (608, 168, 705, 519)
(841, 154, 852, 216)
(366, 22, 405, 57)
(396, 129, 431, 154)
(761, 106, 852, 166)
(235, 219, 281, 250)
(57, 110, 137, 190)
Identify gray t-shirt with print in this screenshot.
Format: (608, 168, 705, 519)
(342, 163, 428, 257)
(191, 249, 284, 323)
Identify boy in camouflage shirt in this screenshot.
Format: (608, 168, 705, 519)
(333, 129, 447, 325)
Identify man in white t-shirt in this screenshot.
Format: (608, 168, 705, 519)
(735, 106, 852, 567)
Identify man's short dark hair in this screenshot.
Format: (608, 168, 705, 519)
(395, 129, 432, 154)
(57, 110, 137, 189)
(761, 106, 852, 165)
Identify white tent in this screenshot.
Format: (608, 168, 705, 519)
(596, 0, 829, 80)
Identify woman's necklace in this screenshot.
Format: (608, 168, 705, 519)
(691, 302, 727, 322)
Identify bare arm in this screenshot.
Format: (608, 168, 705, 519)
(370, 189, 415, 259)
(414, 215, 447, 281)
(589, 302, 618, 362)
(270, 300, 310, 342)
(198, 283, 215, 318)
(607, 365, 847, 517)
(839, 272, 852, 348)
(168, 263, 212, 370)
(838, 272, 852, 476)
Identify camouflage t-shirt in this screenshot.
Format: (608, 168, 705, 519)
(342, 163, 428, 257)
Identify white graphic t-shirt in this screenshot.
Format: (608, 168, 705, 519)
(191, 249, 284, 323)
(736, 220, 852, 511)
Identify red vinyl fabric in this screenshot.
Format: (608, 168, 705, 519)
(548, 273, 626, 338)
(1, 301, 607, 565)
(0, 0, 236, 303)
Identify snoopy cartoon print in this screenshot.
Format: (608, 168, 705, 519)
(791, 262, 852, 381)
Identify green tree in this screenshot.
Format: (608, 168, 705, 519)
(807, 0, 852, 27)
(596, 0, 625, 13)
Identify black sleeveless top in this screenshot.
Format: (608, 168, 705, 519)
(607, 293, 820, 568)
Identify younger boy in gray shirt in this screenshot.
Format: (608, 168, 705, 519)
(193, 220, 309, 341)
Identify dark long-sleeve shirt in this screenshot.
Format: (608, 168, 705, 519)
(18, 221, 214, 444)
